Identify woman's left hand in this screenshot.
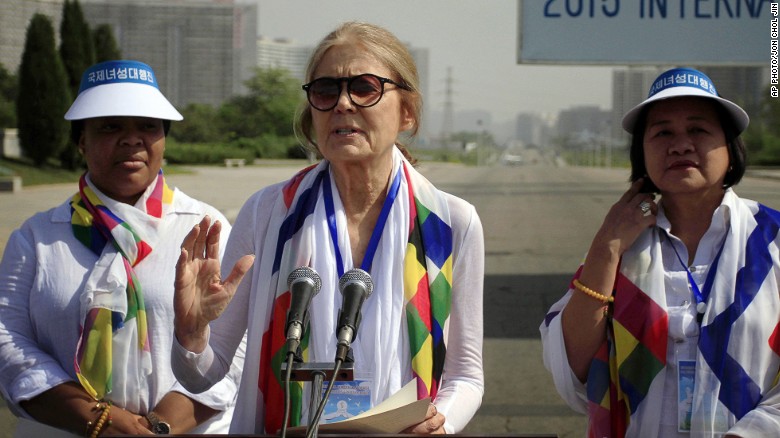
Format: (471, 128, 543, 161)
(174, 215, 254, 353)
(402, 403, 446, 434)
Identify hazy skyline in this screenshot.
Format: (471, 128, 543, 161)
(252, 0, 614, 125)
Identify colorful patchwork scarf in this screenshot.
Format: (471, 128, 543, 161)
(581, 191, 780, 437)
(71, 170, 173, 401)
(256, 149, 453, 433)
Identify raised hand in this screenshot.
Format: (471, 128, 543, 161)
(562, 178, 658, 381)
(174, 216, 254, 352)
(590, 177, 657, 260)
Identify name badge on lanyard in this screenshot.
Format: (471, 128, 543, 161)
(320, 379, 372, 424)
(678, 360, 696, 432)
(665, 230, 727, 433)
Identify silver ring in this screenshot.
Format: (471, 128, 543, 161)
(639, 201, 652, 215)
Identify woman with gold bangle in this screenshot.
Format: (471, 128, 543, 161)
(541, 68, 780, 437)
(0, 60, 244, 436)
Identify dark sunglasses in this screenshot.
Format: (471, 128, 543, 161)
(302, 73, 410, 112)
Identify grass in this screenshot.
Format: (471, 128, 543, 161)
(0, 157, 194, 187)
(0, 158, 82, 186)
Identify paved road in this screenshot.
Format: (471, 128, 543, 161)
(2, 160, 780, 437)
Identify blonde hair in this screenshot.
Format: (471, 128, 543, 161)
(293, 21, 422, 161)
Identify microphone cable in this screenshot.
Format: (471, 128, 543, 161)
(280, 351, 295, 438)
(304, 358, 344, 438)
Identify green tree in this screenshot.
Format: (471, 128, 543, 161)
(171, 103, 222, 143)
(60, 0, 95, 99)
(741, 85, 780, 165)
(59, 0, 95, 170)
(219, 67, 300, 139)
(93, 24, 122, 62)
(0, 64, 17, 128)
(759, 84, 780, 136)
(17, 14, 71, 167)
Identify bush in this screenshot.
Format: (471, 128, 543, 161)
(228, 134, 303, 159)
(164, 141, 254, 165)
(752, 134, 780, 166)
(0, 64, 16, 129)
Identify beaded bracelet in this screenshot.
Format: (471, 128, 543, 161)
(573, 278, 614, 303)
(86, 401, 112, 438)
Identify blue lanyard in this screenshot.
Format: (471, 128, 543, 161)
(664, 231, 726, 323)
(323, 165, 403, 278)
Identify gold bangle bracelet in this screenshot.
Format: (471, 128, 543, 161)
(87, 401, 111, 438)
(573, 278, 614, 303)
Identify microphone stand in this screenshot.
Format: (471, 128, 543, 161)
(280, 353, 354, 438)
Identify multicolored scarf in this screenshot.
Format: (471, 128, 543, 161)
(580, 268, 668, 438)
(580, 191, 780, 437)
(71, 170, 173, 400)
(257, 150, 453, 433)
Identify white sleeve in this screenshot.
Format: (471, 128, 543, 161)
(728, 369, 780, 435)
(434, 199, 485, 433)
(539, 289, 589, 414)
(0, 224, 73, 415)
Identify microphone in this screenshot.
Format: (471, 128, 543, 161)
(285, 266, 322, 355)
(335, 268, 374, 361)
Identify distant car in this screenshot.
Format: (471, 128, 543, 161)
(501, 154, 524, 166)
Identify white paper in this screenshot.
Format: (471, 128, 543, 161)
(288, 380, 430, 435)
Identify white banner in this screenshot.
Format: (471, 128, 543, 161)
(518, 0, 773, 65)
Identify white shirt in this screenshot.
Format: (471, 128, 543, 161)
(0, 188, 244, 434)
(541, 202, 730, 437)
(173, 176, 485, 434)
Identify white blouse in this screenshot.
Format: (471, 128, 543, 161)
(541, 201, 730, 438)
(0, 188, 244, 434)
(173, 174, 485, 434)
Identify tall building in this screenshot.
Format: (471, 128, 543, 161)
(611, 67, 662, 144)
(557, 105, 610, 140)
(81, 0, 257, 108)
(697, 66, 766, 124)
(256, 37, 310, 81)
(0, 0, 65, 73)
(611, 65, 768, 145)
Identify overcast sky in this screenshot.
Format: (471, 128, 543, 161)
(252, 0, 614, 125)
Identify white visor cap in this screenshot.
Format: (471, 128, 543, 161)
(64, 60, 182, 121)
(621, 67, 748, 135)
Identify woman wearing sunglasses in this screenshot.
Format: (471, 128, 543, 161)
(171, 21, 484, 434)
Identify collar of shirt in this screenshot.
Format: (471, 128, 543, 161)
(655, 195, 731, 268)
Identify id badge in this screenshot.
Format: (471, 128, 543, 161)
(677, 360, 696, 432)
(320, 380, 372, 424)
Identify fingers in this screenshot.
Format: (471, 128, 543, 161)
(193, 215, 212, 259)
(222, 255, 255, 291)
(621, 178, 657, 218)
(175, 247, 189, 287)
(181, 216, 222, 262)
(180, 223, 201, 262)
(427, 403, 437, 419)
(619, 178, 646, 203)
(405, 403, 445, 434)
(206, 220, 222, 260)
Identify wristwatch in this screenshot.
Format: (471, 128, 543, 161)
(145, 411, 171, 435)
